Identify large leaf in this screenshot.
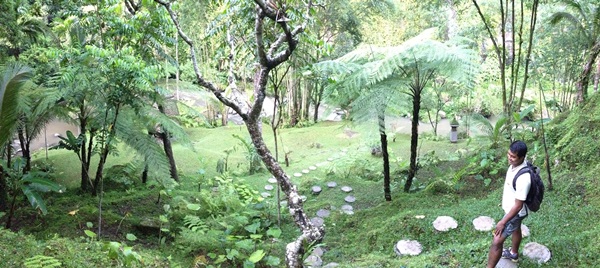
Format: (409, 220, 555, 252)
(21, 185, 49, 215)
(0, 63, 33, 147)
(21, 174, 66, 193)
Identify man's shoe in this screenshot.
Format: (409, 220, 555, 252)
(501, 248, 519, 262)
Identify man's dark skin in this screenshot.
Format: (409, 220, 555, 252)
(486, 149, 525, 268)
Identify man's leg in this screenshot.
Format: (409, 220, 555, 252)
(510, 227, 522, 254)
(487, 234, 506, 268)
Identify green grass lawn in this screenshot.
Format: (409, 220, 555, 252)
(2, 120, 598, 267)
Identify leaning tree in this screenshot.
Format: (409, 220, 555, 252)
(154, 1, 323, 267)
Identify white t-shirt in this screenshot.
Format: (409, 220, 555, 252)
(502, 160, 531, 216)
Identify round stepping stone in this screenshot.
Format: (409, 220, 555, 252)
(327, 181, 337, 188)
(304, 255, 322, 267)
(327, 157, 334, 161)
(293, 172, 303, 177)
(344, 195, 356, 203)
(523, 242, 551, 264)
(340, 186, 353, 193)
(341, 149, 348, 152)
(309, 166, 317, 170)
(302, 169, 310, 174)
(261, 192, 271, 198)
(433, 216, 458, 232)
(394, 240, 422, 256)
(310, 217, 324, 227)
(264, 185, 274, 191)
(268, 177, 277, 184)
(341, 204, 354, 214)
(323, 263, 339, 268)
(472, 216, 495, 232)
(316, 162, 328, 167)
(317, 209, 330, 218)
(312, 186, 322, 195)
(521, 224, 530, 237)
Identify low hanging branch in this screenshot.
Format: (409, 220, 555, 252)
(154, 1, 323, 267)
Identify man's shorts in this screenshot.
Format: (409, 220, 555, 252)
(501, 213, 528, 238)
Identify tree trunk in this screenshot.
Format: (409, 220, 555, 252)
(158, 105, 179, 182)
(378, 110, 391, 201)
(0, 165, 7, 212)
(405, 92, 421, 192)
(576, 41, 600, 104)
(17, 128, 31, 173)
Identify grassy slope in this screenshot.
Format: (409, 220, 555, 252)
(1, 107, 599, 267)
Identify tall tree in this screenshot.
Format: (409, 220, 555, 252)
(155, 1, 324, 267)
(318, 29, 476, 194)
(549, 0, 600, 104)
(472, 0, 540, 117)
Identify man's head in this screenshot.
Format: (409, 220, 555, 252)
(508, 140, 527, 167)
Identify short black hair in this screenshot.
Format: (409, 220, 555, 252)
(509, 140, 528, 158)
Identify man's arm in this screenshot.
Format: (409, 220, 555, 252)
(494, 199, 524, 236)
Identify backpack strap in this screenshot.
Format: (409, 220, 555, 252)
(512, 162, 532, 190)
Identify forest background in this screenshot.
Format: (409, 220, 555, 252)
(1, 0, 599, 267)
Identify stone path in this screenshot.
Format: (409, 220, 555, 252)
(260, 147, 551, 267)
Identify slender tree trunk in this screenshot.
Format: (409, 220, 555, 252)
(158, 105, 179, 182)
(17, 128, 31, 173)
(5, 192, 18, 229)
(378, 109, 391, 201)
(406, 91, 421, 192)
(0, 165, 7, 212)
(594, 57, 600, 92)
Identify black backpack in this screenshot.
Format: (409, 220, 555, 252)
(513, 161, 545, 212)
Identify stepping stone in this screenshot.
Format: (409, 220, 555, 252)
(327, 157, 334, 161)
(327, 181, 337, 188)
(323, 263, 339, 268)
(294, 172, 303, 177)
(340, 186, 353, 193)
(521, 224, 530, 237)
(268, 177, 277, 184)
(309, 166, 317, 170)
(341, 204, 354, 215)
(316, 162, 328, 167)
(312, 186, 322, 195)
(302, 169, 310, 174)
(496, 258, 518, 268)
(523, 242, 551, 264)
(304, 255, 322, 267)
(301, 195, 307, 202)
(317, 209, 330, 218)
(433, 216, 458, 232)
(341, 149, 348, 152)
(473, 216, 495, 231)
(344, 195, 356, 203)
(261, 192, 271, 198)
(394, 240, 422, 256)
(264, 185, 274, 191)
(310, 217, 324, 227)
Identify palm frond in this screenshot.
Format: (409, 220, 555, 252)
(0, 63, 33, 147)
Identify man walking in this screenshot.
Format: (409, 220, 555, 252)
(487, 140, 531, 267)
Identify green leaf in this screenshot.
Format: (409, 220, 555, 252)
(249, 234, 263, 240)
(126, 233, 137, 241)
(21, 186, 48, 215)
(84, 230, 96, 238)
(186, 203, 201, 211)
(248, 250, 266, 263)
(264, 256, 281, 266)
(86, 222, 94, 228)
(266, 228, 282, 238)
(244, 221, 260, 234)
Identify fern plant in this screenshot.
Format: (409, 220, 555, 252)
(24, 255, 62, 268)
